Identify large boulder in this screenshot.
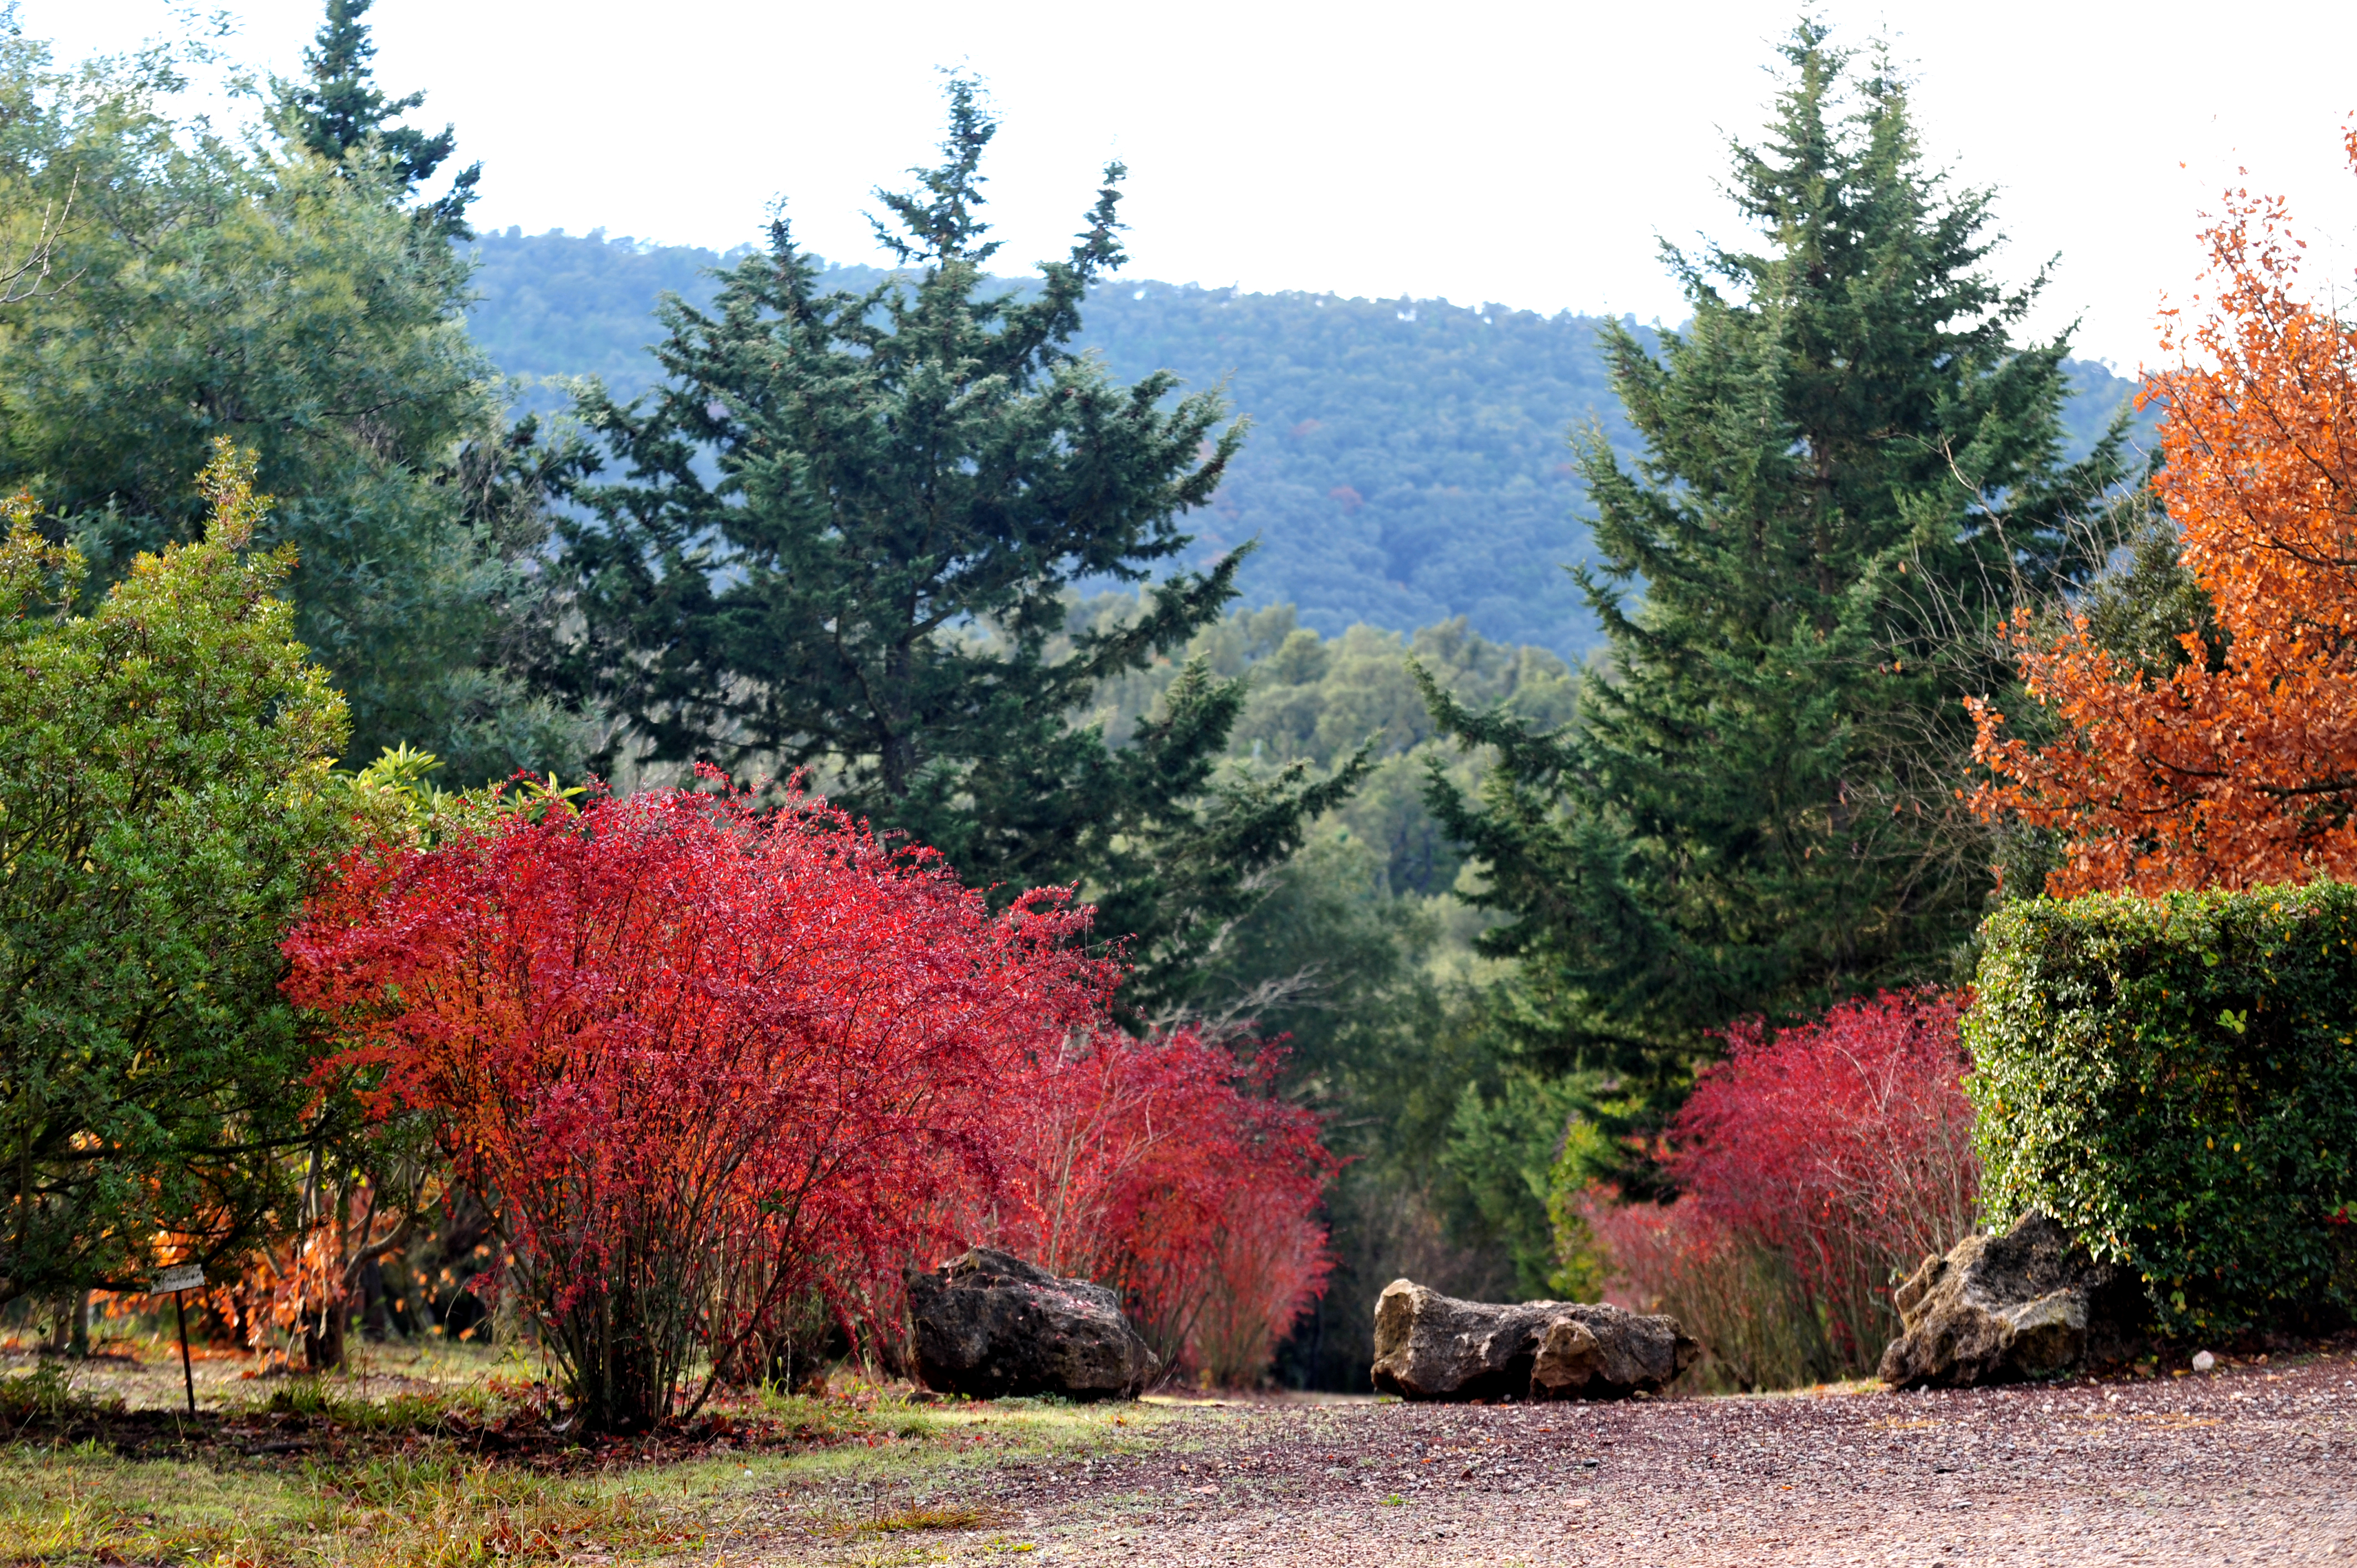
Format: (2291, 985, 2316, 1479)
(1877, 1211, 2145, 1389)
(1369, 1280, 1698, 1400)
(907, 1247, 1156, 1400)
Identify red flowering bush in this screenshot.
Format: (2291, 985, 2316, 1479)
(284, 776, 1112, 1430)
(982, 1030, 1334, 1386)
(1579, 990, 1978, 1383)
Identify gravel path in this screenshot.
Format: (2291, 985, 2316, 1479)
(768, 1352, 2357, 1566)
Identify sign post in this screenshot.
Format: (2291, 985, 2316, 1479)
(152, 1264, 204, 1414)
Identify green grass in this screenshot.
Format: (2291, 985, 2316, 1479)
(0, 1357, 1192, 1566)
(0, 1441, 301, 1564)
(0, 1441, 694, 1567)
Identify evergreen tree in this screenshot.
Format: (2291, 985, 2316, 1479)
(0, 18, 579, 782)
(1418, 26, 2130, 1080)
(272, 0, 478, 237)
(552, 82, 1363, 1004)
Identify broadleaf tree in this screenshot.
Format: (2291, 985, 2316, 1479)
(550, 81, 1365, 1007)
(0, 444, 355, 1308)
(1973, 132, 2357, 891)
(1418, 25, 2132, 1089)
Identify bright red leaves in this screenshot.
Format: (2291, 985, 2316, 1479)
(984, 1029, 1334, 1385)
(1582, 991, 1978, 1379)
(285, 775, 1332, 1419)
(285, 778, 1114, 1426)
(1674, 990, 1979, 1349)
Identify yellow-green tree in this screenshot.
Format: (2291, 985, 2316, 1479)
(0, 445, 353, 1307)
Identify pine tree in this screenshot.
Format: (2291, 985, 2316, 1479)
(272, 0, 478, 237)
(1419, 26, 2129, 1076)
(552, 82, 1364, 1005)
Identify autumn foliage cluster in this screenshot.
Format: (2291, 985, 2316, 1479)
(285, 777, 1330, 1426)
(984, 1029, 1332, 1385)
(1577, 991, 1977, 1386)
(1973, 130, 2357, 893)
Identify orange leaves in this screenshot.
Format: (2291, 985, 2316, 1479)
(1973, 132, 2357, 894)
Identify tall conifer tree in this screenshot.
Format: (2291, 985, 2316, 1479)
(1419, 27, 2128, 1076)
(272, 0, 478, 236)
(553, 82, 1363, 1005)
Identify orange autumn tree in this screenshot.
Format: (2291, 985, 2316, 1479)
(1972, 130, 2357, 893)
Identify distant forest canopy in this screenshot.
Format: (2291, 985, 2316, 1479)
(468, 227, 2154, 659)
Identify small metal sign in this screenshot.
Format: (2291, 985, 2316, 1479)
(155, 1263, 204, 1413)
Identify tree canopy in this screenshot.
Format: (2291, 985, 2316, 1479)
(1419, 25, 2133, 1079)
(0, 17, 575, 784)
(549, 81, 1362, 1003)
(0, 445, 355, 1306)
(467, 227, 2150, 662)
(271, 0, 478, 236)
(1974, 131, 2357, 892)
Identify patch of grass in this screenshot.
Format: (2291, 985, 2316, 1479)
(0, 1441, 299, 1564)
(3, 1356, 1200, 1568)
(302, 1453, 687, 1567)
(225, 1373, 510, 1433)
(0, 1442, 694, 1567)
(837, 1500, 1011, 1536)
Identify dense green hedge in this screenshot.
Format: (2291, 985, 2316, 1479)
(1968, 885, 2357, 1334)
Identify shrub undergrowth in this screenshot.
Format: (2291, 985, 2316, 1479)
(1576, 990, 1978, 1385)
(1969, 884, 2357, 1334)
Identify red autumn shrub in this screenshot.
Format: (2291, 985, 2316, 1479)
(284, 775, 1112, 1430)
(1189, 1191, 1332, 1387)
(1574, 1187, 1834, 1391)
(1581, 989, 1978, 1383)
(982, 1029, 1334, 1386)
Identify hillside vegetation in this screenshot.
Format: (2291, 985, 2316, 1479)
(468, 228, 2152, 659)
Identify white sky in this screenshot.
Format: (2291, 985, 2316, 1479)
(24, 0, 2357, 370)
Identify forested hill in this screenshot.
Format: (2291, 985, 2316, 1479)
(468, 227, 2151, 659)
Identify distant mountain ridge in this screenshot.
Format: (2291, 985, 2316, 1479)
(468, 228, 2152, 659)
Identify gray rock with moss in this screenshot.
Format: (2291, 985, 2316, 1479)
(1878, 1211, 2144, 1388)
(907, 1247, 1157, 1401)
(1369, 1280, 1697, 1400)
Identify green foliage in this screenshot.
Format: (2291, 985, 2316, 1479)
(549, 84, 1358, 1003)
(467, 226, 2149, 662)
(1442, 1073, 1592, 1298)
(1092, 603, 1577, 898)
(2072, 479, 2226, 682)
(466, 228, 761, 401)
(0, 17, 580, 784)
(1418, 25, 2134, 1089)
(270, 0, 478, 237)
(1967, 884, 2357, 1335)
(0, 444, 356, 1305)
(1437, 1068, 1653, 1302)
(1079, 603, 1580, 1374)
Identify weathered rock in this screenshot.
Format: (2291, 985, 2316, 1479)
(1530, 1308, 1700, 1397)
(907, 1247, 1156, 1401)
(1877, 1211, 2145, 1389)
(1368, 1279, 1699, 1400)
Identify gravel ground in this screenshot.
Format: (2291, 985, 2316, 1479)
(763, 1352, 2357, 1567)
